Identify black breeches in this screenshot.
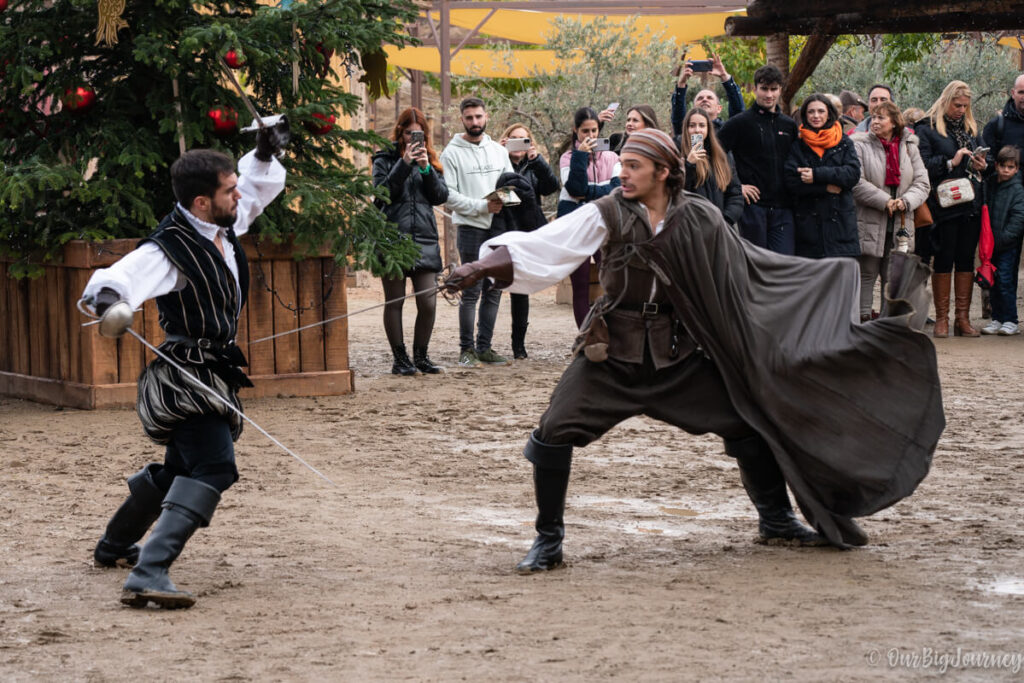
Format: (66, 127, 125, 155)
(155, 414, 238, 493)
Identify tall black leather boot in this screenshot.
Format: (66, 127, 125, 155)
(516, 430, 572, 573)
(94, 463, 166, 568)
(121, 477, 220, 609)
(391, 344, 417, 376)
(413, 346, 442, 374)
(511, 323, 529, 360)
(725, 435, 826, 546)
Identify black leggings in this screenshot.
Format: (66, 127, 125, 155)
(510, 293, 529, 330)
(381, 269, 438, 349)
(931, 214, 980, 273)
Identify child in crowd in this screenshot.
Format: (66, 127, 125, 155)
(981, 146, 1024, 335)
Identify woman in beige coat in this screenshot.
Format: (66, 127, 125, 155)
(851, 101, 931, 320)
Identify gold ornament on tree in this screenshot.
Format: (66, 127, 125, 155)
(95, 0, 129, 47)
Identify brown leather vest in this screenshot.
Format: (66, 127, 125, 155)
(580, 192, 695, 369)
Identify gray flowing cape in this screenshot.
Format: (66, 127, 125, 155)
(638, 193, 944, 547)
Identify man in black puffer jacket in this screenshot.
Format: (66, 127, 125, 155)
(982, 74, 1024, 188)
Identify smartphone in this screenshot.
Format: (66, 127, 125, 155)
(505, 137, 531, 153)
(607, 102, 620, 113)
(689, 59, 713, 72)
(690, 133, 704, 151)
(409, 130, 424, 145)
(592, 138, 611, 152)
(972, 146, 990, 157)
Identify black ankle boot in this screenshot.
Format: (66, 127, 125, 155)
(391, 344, 417, 376)
(726, 436, 826, 546)
(94, 463, 166, 568)
(511, 323, 529, 360)
(121, 477, 220, 609)
(413, 346, 441, 374)
(516, 431, 572, 573)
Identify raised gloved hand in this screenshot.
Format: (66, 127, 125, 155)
(443, 246, 514, 293)
(255, 115, 291, 162)
(90, 287, 134, 338)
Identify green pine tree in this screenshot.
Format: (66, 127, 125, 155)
(0, 0, 419, 279)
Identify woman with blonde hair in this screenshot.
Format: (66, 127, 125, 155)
(916, 80, 988, 337)
(680, 107, 743, 226)
(371, 107, 448, 374)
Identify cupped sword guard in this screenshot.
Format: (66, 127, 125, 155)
(98, 300, 135, 338)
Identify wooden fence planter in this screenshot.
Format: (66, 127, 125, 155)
(0, 236, 352, 409)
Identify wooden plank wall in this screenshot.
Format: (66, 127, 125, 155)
(2, 239, 349, 406)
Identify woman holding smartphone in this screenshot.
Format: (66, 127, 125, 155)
(680, 108, 743, 226)
(501, 123, 560, 358)
(556, 106, 621, 327)
(916, 80, 989, 337)
(372, 107, 448, 374)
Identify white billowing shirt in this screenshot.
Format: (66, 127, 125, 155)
(480, 201, 665, 295)
(84, 150, 286, 312)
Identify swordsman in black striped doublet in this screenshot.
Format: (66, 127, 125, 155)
(83, 139, 287, 609)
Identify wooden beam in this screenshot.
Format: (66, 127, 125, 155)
(431, 0, 746, 12)
(746, 0, 1022, 20)
(449, 9, 497, 60)
(728, 12, 1024, 36)
(781, 33, 838, 112)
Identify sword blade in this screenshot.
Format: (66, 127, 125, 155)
(125, 328, 337, 487)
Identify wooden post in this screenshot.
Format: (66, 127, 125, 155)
(767, 32, 790, 80)
(439, 0, 457, 268)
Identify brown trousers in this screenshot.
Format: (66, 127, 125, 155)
(537, 349, 757, 449)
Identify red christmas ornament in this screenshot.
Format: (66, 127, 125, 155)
(63, 86, 96, 114)
(313, 42, 334, 76)
(207, 106, 238, 136)
(224, 49, 246, 69)
(0, 1, 8, 12)
(305, 112, 335, 136)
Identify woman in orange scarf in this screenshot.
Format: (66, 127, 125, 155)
(784, 94, 862, 259)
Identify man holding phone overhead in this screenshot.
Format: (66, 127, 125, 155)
(671, 52, 745, 138)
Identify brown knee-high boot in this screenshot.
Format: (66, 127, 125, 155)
(954, 272, 980, 337)
(932, 272, 952, 338)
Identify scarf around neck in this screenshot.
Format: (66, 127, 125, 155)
(798, 121, 843, 158)
(878, 135, 902, 187)
(943, 115, 972, 150)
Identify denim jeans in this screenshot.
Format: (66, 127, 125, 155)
(457, 225, 504, 351)
(990, 246, 1021, 324)
(738, 204, 795, 255)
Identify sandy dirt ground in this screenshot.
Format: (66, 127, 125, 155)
(2, 280, 1024, 682)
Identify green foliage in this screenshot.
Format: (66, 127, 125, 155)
(453, 16, 679, 168)
(0, 0, 420, 279)
(797, 34, 1017, 120)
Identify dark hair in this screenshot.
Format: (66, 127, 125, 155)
(656, 160, 685, 197)
(997, 145, 1021, 166)
(753, 65, 785, 88)
(556, 106, 600, 157)
(798, 93, 838, 130)
(872, 101, 905, 133)
(868, 83, 894, 101)
(171, 149, 235, 210)
(459, 96, 486, 113)
(626, 105, 660, 131)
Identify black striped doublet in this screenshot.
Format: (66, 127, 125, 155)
(136, 209, 249, 444)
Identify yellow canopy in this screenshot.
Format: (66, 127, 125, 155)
(441, 9, 743, 46)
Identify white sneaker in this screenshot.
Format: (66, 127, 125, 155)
(981, 320, 1003, 335)
(998, 321, 1020, 336)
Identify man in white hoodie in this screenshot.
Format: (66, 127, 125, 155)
(440, 96, 514, 367)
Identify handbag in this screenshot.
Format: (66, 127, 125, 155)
(935, 177, 975, 208)
(913, 202, 933, 228)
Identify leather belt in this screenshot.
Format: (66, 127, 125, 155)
(617, 301, 674, 318)
(163, 334, 233, 351)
